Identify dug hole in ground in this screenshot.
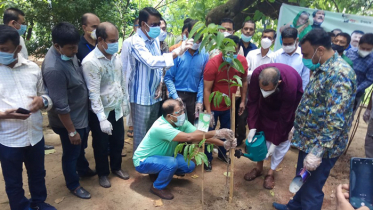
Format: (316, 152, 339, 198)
(0, 109, 366, 210)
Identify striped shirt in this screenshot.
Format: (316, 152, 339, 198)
(128, 29, 174, 105)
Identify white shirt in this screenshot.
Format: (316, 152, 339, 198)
(246, 48, 273, 83)
(82, 47, 128, 122)
(121, 36, 136, 98)
(0, 54, 52, 147)
(19, 36, 28, 60)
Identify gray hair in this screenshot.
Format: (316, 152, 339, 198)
(258, 67, 281, 87)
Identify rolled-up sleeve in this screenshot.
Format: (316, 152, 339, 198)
(43, 69, 70, 114)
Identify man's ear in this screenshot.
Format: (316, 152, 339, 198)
(15, 45, 22, 56)
(53, 43, 60, 49)
(82, 25, 87, 32)
(296, 38, 299, 43)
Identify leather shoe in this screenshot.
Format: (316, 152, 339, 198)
(70, 186, 91, 199)
(30, 202, 57, 210)
(113, 170, 130, 180)
(204, 161, 212, 172)
(79, 168, 97, 178)
(99, 176, 111, 188)
(44, 145, 54, 150)
(150, 185, 174, 200)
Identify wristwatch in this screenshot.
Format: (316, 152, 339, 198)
(69, 131, 77, 137)
(41, 96, 48, 109)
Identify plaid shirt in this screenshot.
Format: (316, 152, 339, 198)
(291, 53, 357, 158)
(346, 48, 373, 96)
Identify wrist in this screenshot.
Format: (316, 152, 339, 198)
(68, 130, 77, 137)
(97, 112, 107, 122)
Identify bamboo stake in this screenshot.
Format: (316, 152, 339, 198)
(229, 93, 236, 203)
(202, 133, 205, 209)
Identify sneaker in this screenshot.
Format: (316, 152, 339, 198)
(204, 161, 212, 172)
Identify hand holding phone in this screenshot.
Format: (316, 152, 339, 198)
(0, 108, 30, 120)
(350, 157, 373, 210)
(16, 108, 31, 114)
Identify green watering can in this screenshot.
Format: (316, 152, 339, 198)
(234, 131, 268, 162)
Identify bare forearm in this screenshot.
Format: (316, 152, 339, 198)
(240, 79, 248, 102)
(58, 113, 76, 133)
(204, 89, 212, 113)
(205, 138, 224, 147)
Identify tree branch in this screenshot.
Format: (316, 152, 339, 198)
(330, 0, 340, 12)
(154, 0, 165, 9)
(156, 0, 178, 9)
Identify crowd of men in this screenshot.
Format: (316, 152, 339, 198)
(0, 5, 373, 210)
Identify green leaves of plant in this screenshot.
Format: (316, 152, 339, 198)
(232, 58, 245, 74)
(198, 139, 207, 147)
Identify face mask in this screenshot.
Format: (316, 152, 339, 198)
(17, 24, 27, 36)
(261, 38, 272, 49)
(241, 34, 252, 42)
(223, 31, 231, 37)
(260, 88, 276, 98)
(302, 48, 321, 71)
(282, 42, 296, 53)
(90, 29, 97, 40)
(158, 30, 167, 41)
(171, 113, 186, 127)
(104, 42, 119, 55)
(191, 43, 200, 50)
(358, 49, 372, 58)
(223, 54, 238, 63)
(331, 44, 345, 53)
(182, 34, 187, 41)
(0, 48, 18, 65)
(145, 23, 161, 39)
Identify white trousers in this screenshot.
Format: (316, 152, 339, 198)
(266, 140, 291, 170)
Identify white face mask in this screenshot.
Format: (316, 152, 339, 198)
(191, 43, 201, 50)
(90, 29, 97, 40)
(158, 30, 167, 41)
(282, 42, 297, 54)
(223, 31, 231, 37)
(358, 48, 372, 58)
(261, 38, 272, 49)
(260, 88, 276, 98)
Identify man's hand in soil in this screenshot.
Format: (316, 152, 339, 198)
(336, 184, 369, 210)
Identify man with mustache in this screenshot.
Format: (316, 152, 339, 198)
(312, 10, 325, 29)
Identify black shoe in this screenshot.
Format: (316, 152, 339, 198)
(30, 202, 57, 210)
(79, 168, 97, 178)
(217, 156, 231, 164)
(44, 145, 54, 150)
(113, 169, 130, 180)
(204, 161, 212, 172)
(99, 176, 111, 188)
(70, 186, 91, 199)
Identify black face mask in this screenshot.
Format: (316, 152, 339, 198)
(332, 43, 346, 53)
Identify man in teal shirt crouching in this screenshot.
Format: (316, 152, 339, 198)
(133, 99, 237, 200)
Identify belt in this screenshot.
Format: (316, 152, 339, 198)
(177, 91, 197, 95)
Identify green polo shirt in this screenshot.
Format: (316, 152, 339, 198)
(342, 54, 353, 67)
(133, 116, 196, 167)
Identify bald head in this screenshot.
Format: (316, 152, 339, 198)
(259, 67, 281, 88)
(81, 13, 100, 26)
(81, 13, 100, 41)
(96, 22, 118, 41)
(162, 99, 183, 118)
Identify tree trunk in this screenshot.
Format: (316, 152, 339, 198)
(26, 20, 34, 41)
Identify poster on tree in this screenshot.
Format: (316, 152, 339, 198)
(274, 4, 373, 50)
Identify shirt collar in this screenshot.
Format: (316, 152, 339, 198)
(137, 28, 155, 44)
(257, 49, 273, 57)
(318, 52, 339, 72)
(13, 53, 28, 68)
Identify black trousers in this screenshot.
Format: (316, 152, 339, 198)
(235, 97, 248, 146)
(90, 110, 124, 176)
(177, 91, 197, 124)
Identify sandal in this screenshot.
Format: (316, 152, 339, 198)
(244, 168, 262, 181)
(127, 130, 133, 138)
(263, 175, 275, 189)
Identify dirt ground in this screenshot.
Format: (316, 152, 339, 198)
(0, 110, 368, 210)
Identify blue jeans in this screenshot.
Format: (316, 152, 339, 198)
(0, 139, 46, 210)
(52, 127, 90, 191)
(205, 110, 231, 162)
(135, 154, 195, 189)
(287, 150, 339, 210)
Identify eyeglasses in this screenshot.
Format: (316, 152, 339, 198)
(145, 22, 161, 27)
(173, 109, 185, 115)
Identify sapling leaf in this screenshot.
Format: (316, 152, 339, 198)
(207, 144, 212, 153)
(217, 92, 223, 107)
(216, 32, 224, 48)
(218, 61, 228, 71)
(189, 144, 195, 155)
(217, 25, 226, 30)
(218, 79, 229, 83)
(224, 95, 231, 107)
(200, 34, 211, 51)
(209, 92, 215, 102)
(206, 38, 216, 52)
(184, 144, 190, 161)
(199, 139, 207, 147)
(232, 58, 245, 74)
(195, 155, 202, 165)
(194, 31, 203, 43)
(233, 75, 242, 86)
(189, 22, 205, 39)
(208, 23, 218, 30)
(198, 152, 209, 166)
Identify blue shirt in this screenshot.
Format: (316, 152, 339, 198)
(164, 49, 209, 103)
(346, 48, 373, 97)
(128, 29, 174, 105)
(270, 47, 310, 91)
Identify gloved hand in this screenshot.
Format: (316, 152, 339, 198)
(209, 112, 215, 128)
(122, 99, 130, 117)
(195, 102, 203, 116)
(214, 128, 235, 141)
(154, 82, 163, 99)
(363, 109, 371, 124)
(266, 143, 276, 158)
(247, 128, 256, 143)
(288, 127, 295, 140)
(303, 153, 322, 171)
(173, 38, 194, 56)
(224, 138, 237, 150)
(100, 119, 113, 135)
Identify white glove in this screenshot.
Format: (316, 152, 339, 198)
(173, 38, 194, 56)
(266, 143, 276, 158)
(288, 127, 295, 140)
(100, 119, 113, 135)
(224, 138, 237, 150)
(214, 128, 234, 141)
(247, 128, 256, 143)
(195, 102, 203, 116)
(122, 100, 130, 117)
(303, 153, 322, 171)
(363, 109, 371, 124)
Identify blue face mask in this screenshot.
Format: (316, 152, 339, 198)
(104, 42, 119, 55)
(61, 54, 72, 61)
(0, 49, 17, 65)
(182, 34, 187, 41)
(171, 113, 186, 127)
(241, 33, 252, 42)
(223, 54, 238, 63)
(17, 24, 27, 36)
(145, 23, 161, 39)
(302, 48, 321, 71)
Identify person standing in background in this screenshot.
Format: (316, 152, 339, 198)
(3, 8, 28, 59)
(238, 20, 257, 57)
(76, 13, 100, 62)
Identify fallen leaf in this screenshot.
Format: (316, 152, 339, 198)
(295, 164, 297, 168)
(269, 190, 275, 197)
(224, 172, 231, 177)
(45, 149, 55, 155)
(54, 196, 65, 204)
(191, 175, 199, 179)
(276, 168, 283, 172)
(153, 199, 163, 207)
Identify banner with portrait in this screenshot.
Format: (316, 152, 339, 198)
(274, 4, 373, 50)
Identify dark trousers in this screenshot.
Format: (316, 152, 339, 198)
(178, 91, 197, 124)
(90, 110, 124, 176)
(0, 139, 46, 210)
(287, 150, 339, 210)
(235, 97, 247, 146)
(205, 109, 231, 162)
(52, 127, 89, 191)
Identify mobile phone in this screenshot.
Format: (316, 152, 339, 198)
(350, 157, 373, 210)
(16, 108, 31, 114)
